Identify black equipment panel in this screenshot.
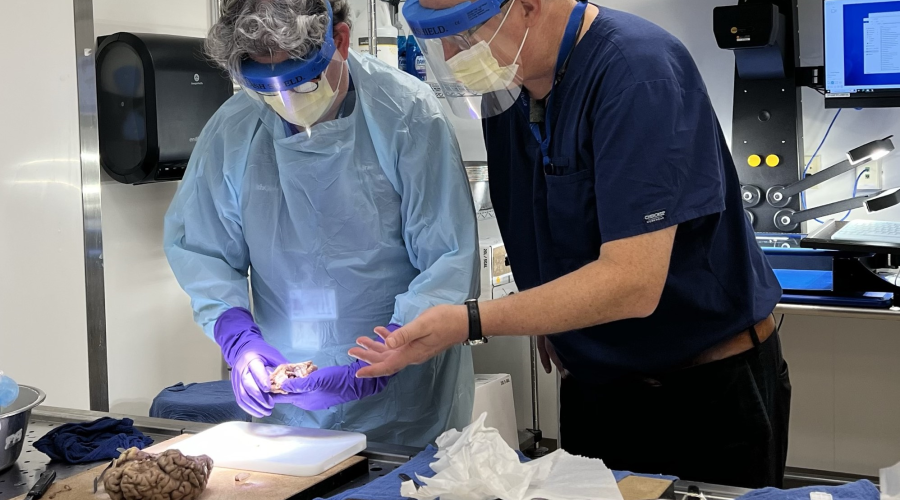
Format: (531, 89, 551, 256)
(729, 0, 805, 233)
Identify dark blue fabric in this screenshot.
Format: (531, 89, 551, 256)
(149, 381, 251, 424)
(526, 0, 588, 168)
(320, 445, 441, 500)
(483, 7, 781, 384)
(736, 480, 879, 500)
(33, 417, 153, 464)
(320, 446, 677, 500)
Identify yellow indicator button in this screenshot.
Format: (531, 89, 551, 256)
(748, 155, 762, 167)
(766, 154, 780, 167)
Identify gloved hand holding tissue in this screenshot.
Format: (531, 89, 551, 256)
(401, 413, 624, 500)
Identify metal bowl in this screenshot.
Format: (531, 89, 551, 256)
(0, 385, 46, 472)
(465, 162, 492, 213)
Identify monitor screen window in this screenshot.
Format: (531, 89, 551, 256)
(825, 0, 900, 107)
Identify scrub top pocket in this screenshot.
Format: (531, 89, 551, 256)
(544, 166, 599, 263)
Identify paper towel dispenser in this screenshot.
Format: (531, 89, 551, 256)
(95, 33, 234, 184)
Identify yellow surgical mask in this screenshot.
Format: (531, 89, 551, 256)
(446, 0, 528, 94)
(263, 63, 343, 129)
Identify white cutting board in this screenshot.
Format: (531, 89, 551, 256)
(164, 421, 367, 477)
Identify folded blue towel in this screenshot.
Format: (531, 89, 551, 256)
(320, 446, 677, 500)
(320, 446, 441, 500)
(736, 480, 879, 500)
(33, 417, 153, 464)
(149, 381, 250, 425)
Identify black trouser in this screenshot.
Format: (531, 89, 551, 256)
(560, 330, 791, 489)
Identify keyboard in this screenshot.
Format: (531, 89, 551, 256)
(831, 219, 900, 245)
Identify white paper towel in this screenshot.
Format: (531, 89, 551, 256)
(881, 461, 900, 500)
(401, 413, 623, 500)
(527, 450, 624, 500)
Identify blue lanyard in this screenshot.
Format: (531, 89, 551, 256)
(524, 0, 588, 170)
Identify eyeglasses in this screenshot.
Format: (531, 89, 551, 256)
(447, 0, 513, 47)
(253, 77, 321, 96)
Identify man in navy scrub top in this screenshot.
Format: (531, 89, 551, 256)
(351, 0, 790, 488)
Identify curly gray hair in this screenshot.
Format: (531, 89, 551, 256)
(206, 0, 351, 80)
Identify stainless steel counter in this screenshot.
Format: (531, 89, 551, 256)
(675, 481, 751, 500)
(776, 302, 900, 320)
(0, 410, 182, 500)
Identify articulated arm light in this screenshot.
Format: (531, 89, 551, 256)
(848, 136, 894, 165)
(773, 188, 900, 232)
(765, 137, 895, 208)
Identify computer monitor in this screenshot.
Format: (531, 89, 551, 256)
(824, 0, 900, 108)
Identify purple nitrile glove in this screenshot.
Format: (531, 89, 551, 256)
(273, 325, 400, 411)
(215, 307, 289, 418)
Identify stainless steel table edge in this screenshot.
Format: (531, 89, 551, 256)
(776, 303, 900, 320)
(675, 480, 752, 500)
(34, 406, 215, 435)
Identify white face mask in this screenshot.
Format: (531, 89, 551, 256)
(445, 0, 528, 94)
(263, 63, 343, 129)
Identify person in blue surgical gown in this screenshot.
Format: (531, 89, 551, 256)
(163, 0, 479, 447)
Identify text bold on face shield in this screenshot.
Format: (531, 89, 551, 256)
(412, 26, 448, 36)
(247, 82, 271, 92)
(283, 75, 307, 88)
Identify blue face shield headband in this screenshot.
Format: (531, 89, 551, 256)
(402, 0, 505, 39)
(239, 0, 337, 93)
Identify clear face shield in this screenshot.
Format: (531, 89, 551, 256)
(242, 55, 346, 130)
(404, 0, 528, 119)
(239, 1, 347, 130)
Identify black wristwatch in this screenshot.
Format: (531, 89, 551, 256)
(463, 299, 488, 346)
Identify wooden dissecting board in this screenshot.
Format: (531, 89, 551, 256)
(14, 434, 368, 500)
(618, 475, 674, 500)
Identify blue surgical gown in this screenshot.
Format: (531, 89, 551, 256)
(164, 51, 479, 447)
